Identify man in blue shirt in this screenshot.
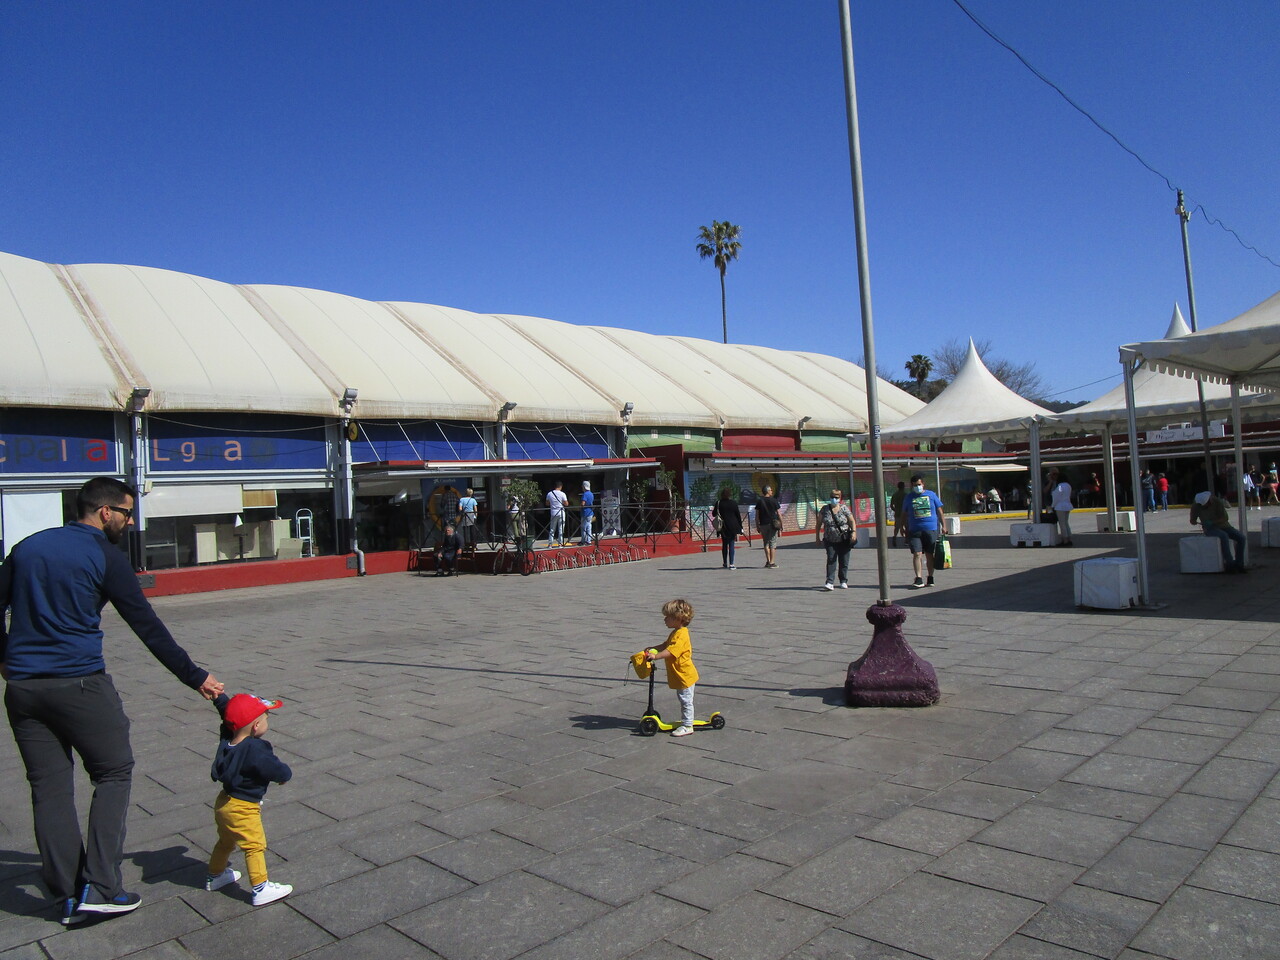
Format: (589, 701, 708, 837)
(901, 474, 946, 588)
(0, 477, 223, 924)
(580, 481, 595, 546)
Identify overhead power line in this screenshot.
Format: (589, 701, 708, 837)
(950, 0, 1280, 269)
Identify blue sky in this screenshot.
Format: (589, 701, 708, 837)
(3, 1, 1277, 404)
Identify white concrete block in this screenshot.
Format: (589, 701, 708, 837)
(944, 516, 961, 536)
(1074, 558, 1139, 609)
(1010, 523, 1058, 547)
(1261, 517, 1280, 548)
(1180, 536, 1224, 573)
(1096, 511, 1137, 532)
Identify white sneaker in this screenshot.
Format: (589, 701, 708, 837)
(729, 564, 736, 570)
(205, 867, 241, 892)
(252, 881, 292, 906)
(839, 582, 849, 589)
(670, 726, 694, 737)
(823, 582, 834, 591)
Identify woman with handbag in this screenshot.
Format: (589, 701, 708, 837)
(815, 489, 855, 590)
(711, 488, 743, 569)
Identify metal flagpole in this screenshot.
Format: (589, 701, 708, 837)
(838, 0, 889, 603)
(1177, 190, 1216, 490)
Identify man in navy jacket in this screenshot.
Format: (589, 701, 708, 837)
(0, 477, 223, 923)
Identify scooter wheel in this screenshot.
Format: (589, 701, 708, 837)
(710, 714, 726, 730)
(638, 717, 660, 737)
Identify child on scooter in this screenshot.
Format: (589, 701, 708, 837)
(645, 599, 700, 737)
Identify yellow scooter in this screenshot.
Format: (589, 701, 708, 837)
(630, 651, 725, 736)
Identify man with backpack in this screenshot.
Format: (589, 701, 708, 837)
(815, 489, 855, 590)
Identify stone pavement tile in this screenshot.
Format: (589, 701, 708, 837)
(655, 795, 795, 843)
(951, 712, 1067, 762)
(667, 755, 774, 787)
(1219, 730, 1276, 762)
(889, 754, 985, 791)
(496, 786, 669, 853)
(422, 830, 548, 884)
(1055, 705, 1158, 736)
(502, 769, 625, 809)
(1109, 728, 1229, 764)
(742, 813, 873, 867)
(262, 847, 379, 898)
(1181, 756, 1278, 800)
(515, 893, 704, 960)
(826, 782, 932, 821)
(966, 748, 1085, 792)
(1175, 686, 1275, 713)
(787, 927, 939, 959)
(1138, 716, 1244, 740)
(1155, 704, 1255, 729)
(0, 943, 55, 960)
(390, 871, 611, 960)
(761, 838, 930, 916)
(1118, 674, 1201, 696)
(840, 873, 1041, 960)
(1076, 837, 1206, 903)
(526, 835, 699, 906)
(1188, 844, 1280, 905)
(42, 898, 210, 960)
(284, 729, 394, 762)
(805, 735, 932, 777)
(1024, 781, 1161, 825)
(75, 942, 201, 960)
(0, 912, 54, 955)
(926, 843, 1081, 903)
(976, 805, 1134, 867)
(489, 753, 602, 791)
(658, 853, 789, 911)
(340, 820, 453, 866)
(858, 806, 986, 857)
(252, 801, 338, 842)
(272, 801, 444, 862)
(625, 944, 707, 960)
(294, 923, 445, 959)
(667, 891, 834, 960)
(1019, 884, 1157, 958)
(1130, 886, 1280, 960)
(723, 761, 877, 815)
(620, 768, 729, 804)
(918, 780, 1035, 821)
(1063, 753, 1199, 797)
(1021, 728, 1117, 757)
(1132, 793, 1248, 851)
(177, 901, 335, 960)
(987, 934, 1113, 959)
(418, 796, 532, 839)
(1220, 796, 1280, 853)
(615, 816, 749, 864)
(288, 855, 472, 939)
(298, 775, 435, 821)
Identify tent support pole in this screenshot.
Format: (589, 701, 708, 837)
(1123, 357, 1149, 603)
(1177, 189, 1216, 489)
(1029, 420, 1042, 519)
(1231, 381, 1248, 568)
(1102, 424, 1118, 527)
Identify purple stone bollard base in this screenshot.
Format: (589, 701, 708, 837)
(845, 602, 940, 708)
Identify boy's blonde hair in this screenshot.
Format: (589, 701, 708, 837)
(662, 598, 694, 625)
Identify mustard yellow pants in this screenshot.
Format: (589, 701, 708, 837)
(208, 791, 269, 887)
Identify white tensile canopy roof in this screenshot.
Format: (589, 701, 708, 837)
(880, 339, 1054, 442)
(1049, 305, 1276, 433)
(0, 250, 924, 429)
(1120, 289, 1280, 390)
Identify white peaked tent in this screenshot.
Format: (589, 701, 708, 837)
(1048, 305, 1277, 528)
(1119, 289, 1280, 602)
(880, 340, 1055, 513)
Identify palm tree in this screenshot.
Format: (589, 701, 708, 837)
(905, 354, 933, 396)
(696, 221, 742, 344)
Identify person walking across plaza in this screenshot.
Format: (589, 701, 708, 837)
(579, 481, 595, 546)
(1190, 490, 1247, 573)
(206, 694, 293, 906)
(712, 487, 742, 569)
(643, 599, 700, 737)
(1156, 473, 1170, 510)
(1047, 469, 1074, 546)
(546, 481, 568, 546)
(903, 475, 945, 588)
(889, 481, 907, 546)
(815, 489, 855, 590)
(1140, 469, 1156, 513)
(0, 477, 223, 924)
(756, 484, 782, 568)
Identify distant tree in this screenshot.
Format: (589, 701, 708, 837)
(904, 354, 934, 394)
(934, 338, 1047, 401)
(696, 221, 742, 344)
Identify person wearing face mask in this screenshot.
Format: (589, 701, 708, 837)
(903, 474, 945, 588)
(815, 489, 855, 590)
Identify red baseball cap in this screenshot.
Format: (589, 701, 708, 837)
(223, 694, 282, 731)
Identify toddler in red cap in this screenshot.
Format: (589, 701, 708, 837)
(205, 694, 293, 906)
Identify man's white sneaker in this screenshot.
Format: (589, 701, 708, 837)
(670, 726, 694, 737)
(823, 582, 834, 591)
(205, 867, 241, 892)
(251, 881, 292, 906)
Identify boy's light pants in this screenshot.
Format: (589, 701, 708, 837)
(209, 791, 269, 887)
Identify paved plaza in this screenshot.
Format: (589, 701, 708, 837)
(1, 508, 1278, 960)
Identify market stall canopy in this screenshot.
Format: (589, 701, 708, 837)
(1049, 305, 1275, 434)
(1120, 289, 1280, 391)
(879, 339, 1054, 442)
(0, 250, 923, 430)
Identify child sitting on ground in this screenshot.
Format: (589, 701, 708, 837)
(645, 599, 700, 737)
(206, 694, 293, 906)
